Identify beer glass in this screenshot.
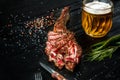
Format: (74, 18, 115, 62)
(82, 0, 113, 38)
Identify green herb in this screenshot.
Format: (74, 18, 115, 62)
(87, 34, 120, 61)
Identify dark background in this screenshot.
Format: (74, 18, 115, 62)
(0, 0, 120, 80)
(0, 0, 79, 26)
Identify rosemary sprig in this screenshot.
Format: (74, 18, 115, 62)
(87, 34, 120, 61)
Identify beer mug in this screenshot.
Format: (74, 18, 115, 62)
(82, 0, 113, 38)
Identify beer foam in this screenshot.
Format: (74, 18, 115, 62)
(84, 1, 112, 15)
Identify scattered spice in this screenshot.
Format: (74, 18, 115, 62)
(7, 24, 13, 27)
(25, 12, 56, 29)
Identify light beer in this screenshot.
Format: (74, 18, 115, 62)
(82, 1, 113, 38)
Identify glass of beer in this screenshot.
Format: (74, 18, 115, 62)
(82, 0, 113, 38)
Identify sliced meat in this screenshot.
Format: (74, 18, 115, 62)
(45, 6, 82, 71)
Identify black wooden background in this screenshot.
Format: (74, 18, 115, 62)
(0, 0, 120, 80)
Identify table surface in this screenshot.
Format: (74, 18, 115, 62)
(0, 0, 120, 80)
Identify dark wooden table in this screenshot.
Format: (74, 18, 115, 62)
(0, 0, 120, 80)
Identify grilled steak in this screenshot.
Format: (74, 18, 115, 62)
(45, 6, 82, 71)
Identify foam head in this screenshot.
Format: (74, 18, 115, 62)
(83, 1, 112, 15)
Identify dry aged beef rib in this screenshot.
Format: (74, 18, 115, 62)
(45, 6, 82, 71)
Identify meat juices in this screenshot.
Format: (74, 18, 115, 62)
(45, 6, 82, 71)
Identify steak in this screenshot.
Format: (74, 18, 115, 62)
(45, 6, 82, 71)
